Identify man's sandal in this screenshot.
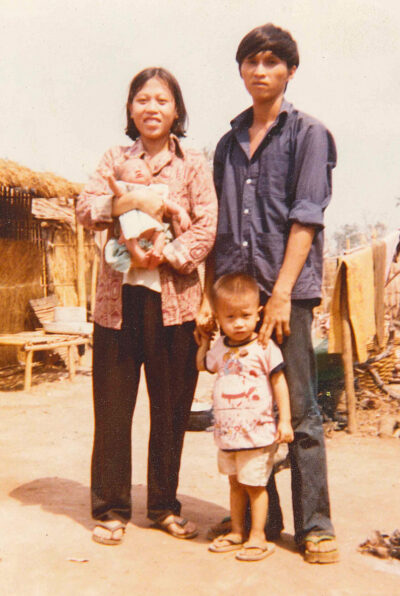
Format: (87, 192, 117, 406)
(92, 520, 126, 546)
(154, 515, 198, 539)
(303, 534, 339, 564)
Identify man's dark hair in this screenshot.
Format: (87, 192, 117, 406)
(125, 67, 187, 141)
(236, 23, 299, 70)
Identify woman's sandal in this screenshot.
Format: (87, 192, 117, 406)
(303, 534, 340, 564)
(154, 515, 198, 539)
(92, 520, 126, 546)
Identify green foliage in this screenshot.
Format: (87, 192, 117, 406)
(333, 221, 387, 254)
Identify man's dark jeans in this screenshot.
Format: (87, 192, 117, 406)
(266, 300, 335, 544)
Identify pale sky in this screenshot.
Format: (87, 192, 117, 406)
(1, 0, 400, 237)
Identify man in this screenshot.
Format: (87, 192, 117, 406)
(197, 23, 338, 563)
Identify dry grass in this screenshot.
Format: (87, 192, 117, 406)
(45, 228, 96, 307)
(47, 228, 79, 306)
(0, 239, 44, 365)
(0, 159, 82, 198)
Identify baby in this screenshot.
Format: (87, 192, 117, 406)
(105, 158, 191, 272)
(197, 272, 294, 562)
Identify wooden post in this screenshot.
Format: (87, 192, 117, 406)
(90, 250, 99, 315)
(75, 203, 87, 309)
(340, 268, 357, 433)
(68, 345, 76, 381)
(24, 350, 33, 392)
(42, 241, 48, 297)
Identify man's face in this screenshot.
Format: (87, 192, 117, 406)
(240, 50, 296, 104)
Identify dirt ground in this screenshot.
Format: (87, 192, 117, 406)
(1, 359, 400, 596)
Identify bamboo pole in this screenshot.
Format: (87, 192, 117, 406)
(42, 237, 48, 297)
(340, 267, 357, 433)
(75, 205, 86, 308)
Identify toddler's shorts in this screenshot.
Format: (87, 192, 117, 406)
(218, 444, 277, 486)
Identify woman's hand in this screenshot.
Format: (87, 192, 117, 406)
(166, 201, 191, 233)
(108, 176, 164, 220)
(194, 296, 217, 345)
(173, 207, 192, 233)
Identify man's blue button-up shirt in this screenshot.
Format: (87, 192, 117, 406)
(213, 99, 337, 300)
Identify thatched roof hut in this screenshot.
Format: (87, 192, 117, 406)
(0, 158, 82, 199)
(0, 160, 95, 365)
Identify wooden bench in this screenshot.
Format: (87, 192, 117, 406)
(0, 331, 90, 391)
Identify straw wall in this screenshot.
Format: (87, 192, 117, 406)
(46, 227, 79, 306)
(0, 238, 44, 365)
(44, 227, 96, 308)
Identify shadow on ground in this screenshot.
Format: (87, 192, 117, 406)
(9, 478, 230, 541)
(0, 364, 92, 391)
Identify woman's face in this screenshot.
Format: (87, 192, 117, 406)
(130, 77, 177, 142)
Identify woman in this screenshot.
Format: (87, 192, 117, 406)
(77, 67, 217, 545)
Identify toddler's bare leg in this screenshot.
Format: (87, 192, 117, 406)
(208, 475, 248, 552)
(245, 485, 269, 546)
(230, 475, 248, 538)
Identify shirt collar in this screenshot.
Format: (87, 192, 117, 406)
(223, 335, 258, 348)
(230, 98, 293, 132)
(127, 134, 184, 174)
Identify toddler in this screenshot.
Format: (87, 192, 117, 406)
(105, 158, 191, 272)
(197, 273, 294, 562)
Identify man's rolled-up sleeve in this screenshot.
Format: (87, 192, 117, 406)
(289, 123, 337, 229)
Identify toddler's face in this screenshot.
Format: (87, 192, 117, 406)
(215, 293, 260, 345)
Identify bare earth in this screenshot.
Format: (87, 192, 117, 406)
(1, 362, 400, 596)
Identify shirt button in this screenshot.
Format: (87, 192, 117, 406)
(242, 241, 248, 247)
(245, 178, 252, 184)
(243, 208, 249, 215)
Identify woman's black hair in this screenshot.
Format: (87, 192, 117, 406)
(125, 67, 187, 141)
(236, 23, 299, 70)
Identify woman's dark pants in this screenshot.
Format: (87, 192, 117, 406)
(91, 285, 198, 523)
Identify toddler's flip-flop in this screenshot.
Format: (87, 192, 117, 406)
(209, 535, 243, 553)
(235, 542, 275, 561)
